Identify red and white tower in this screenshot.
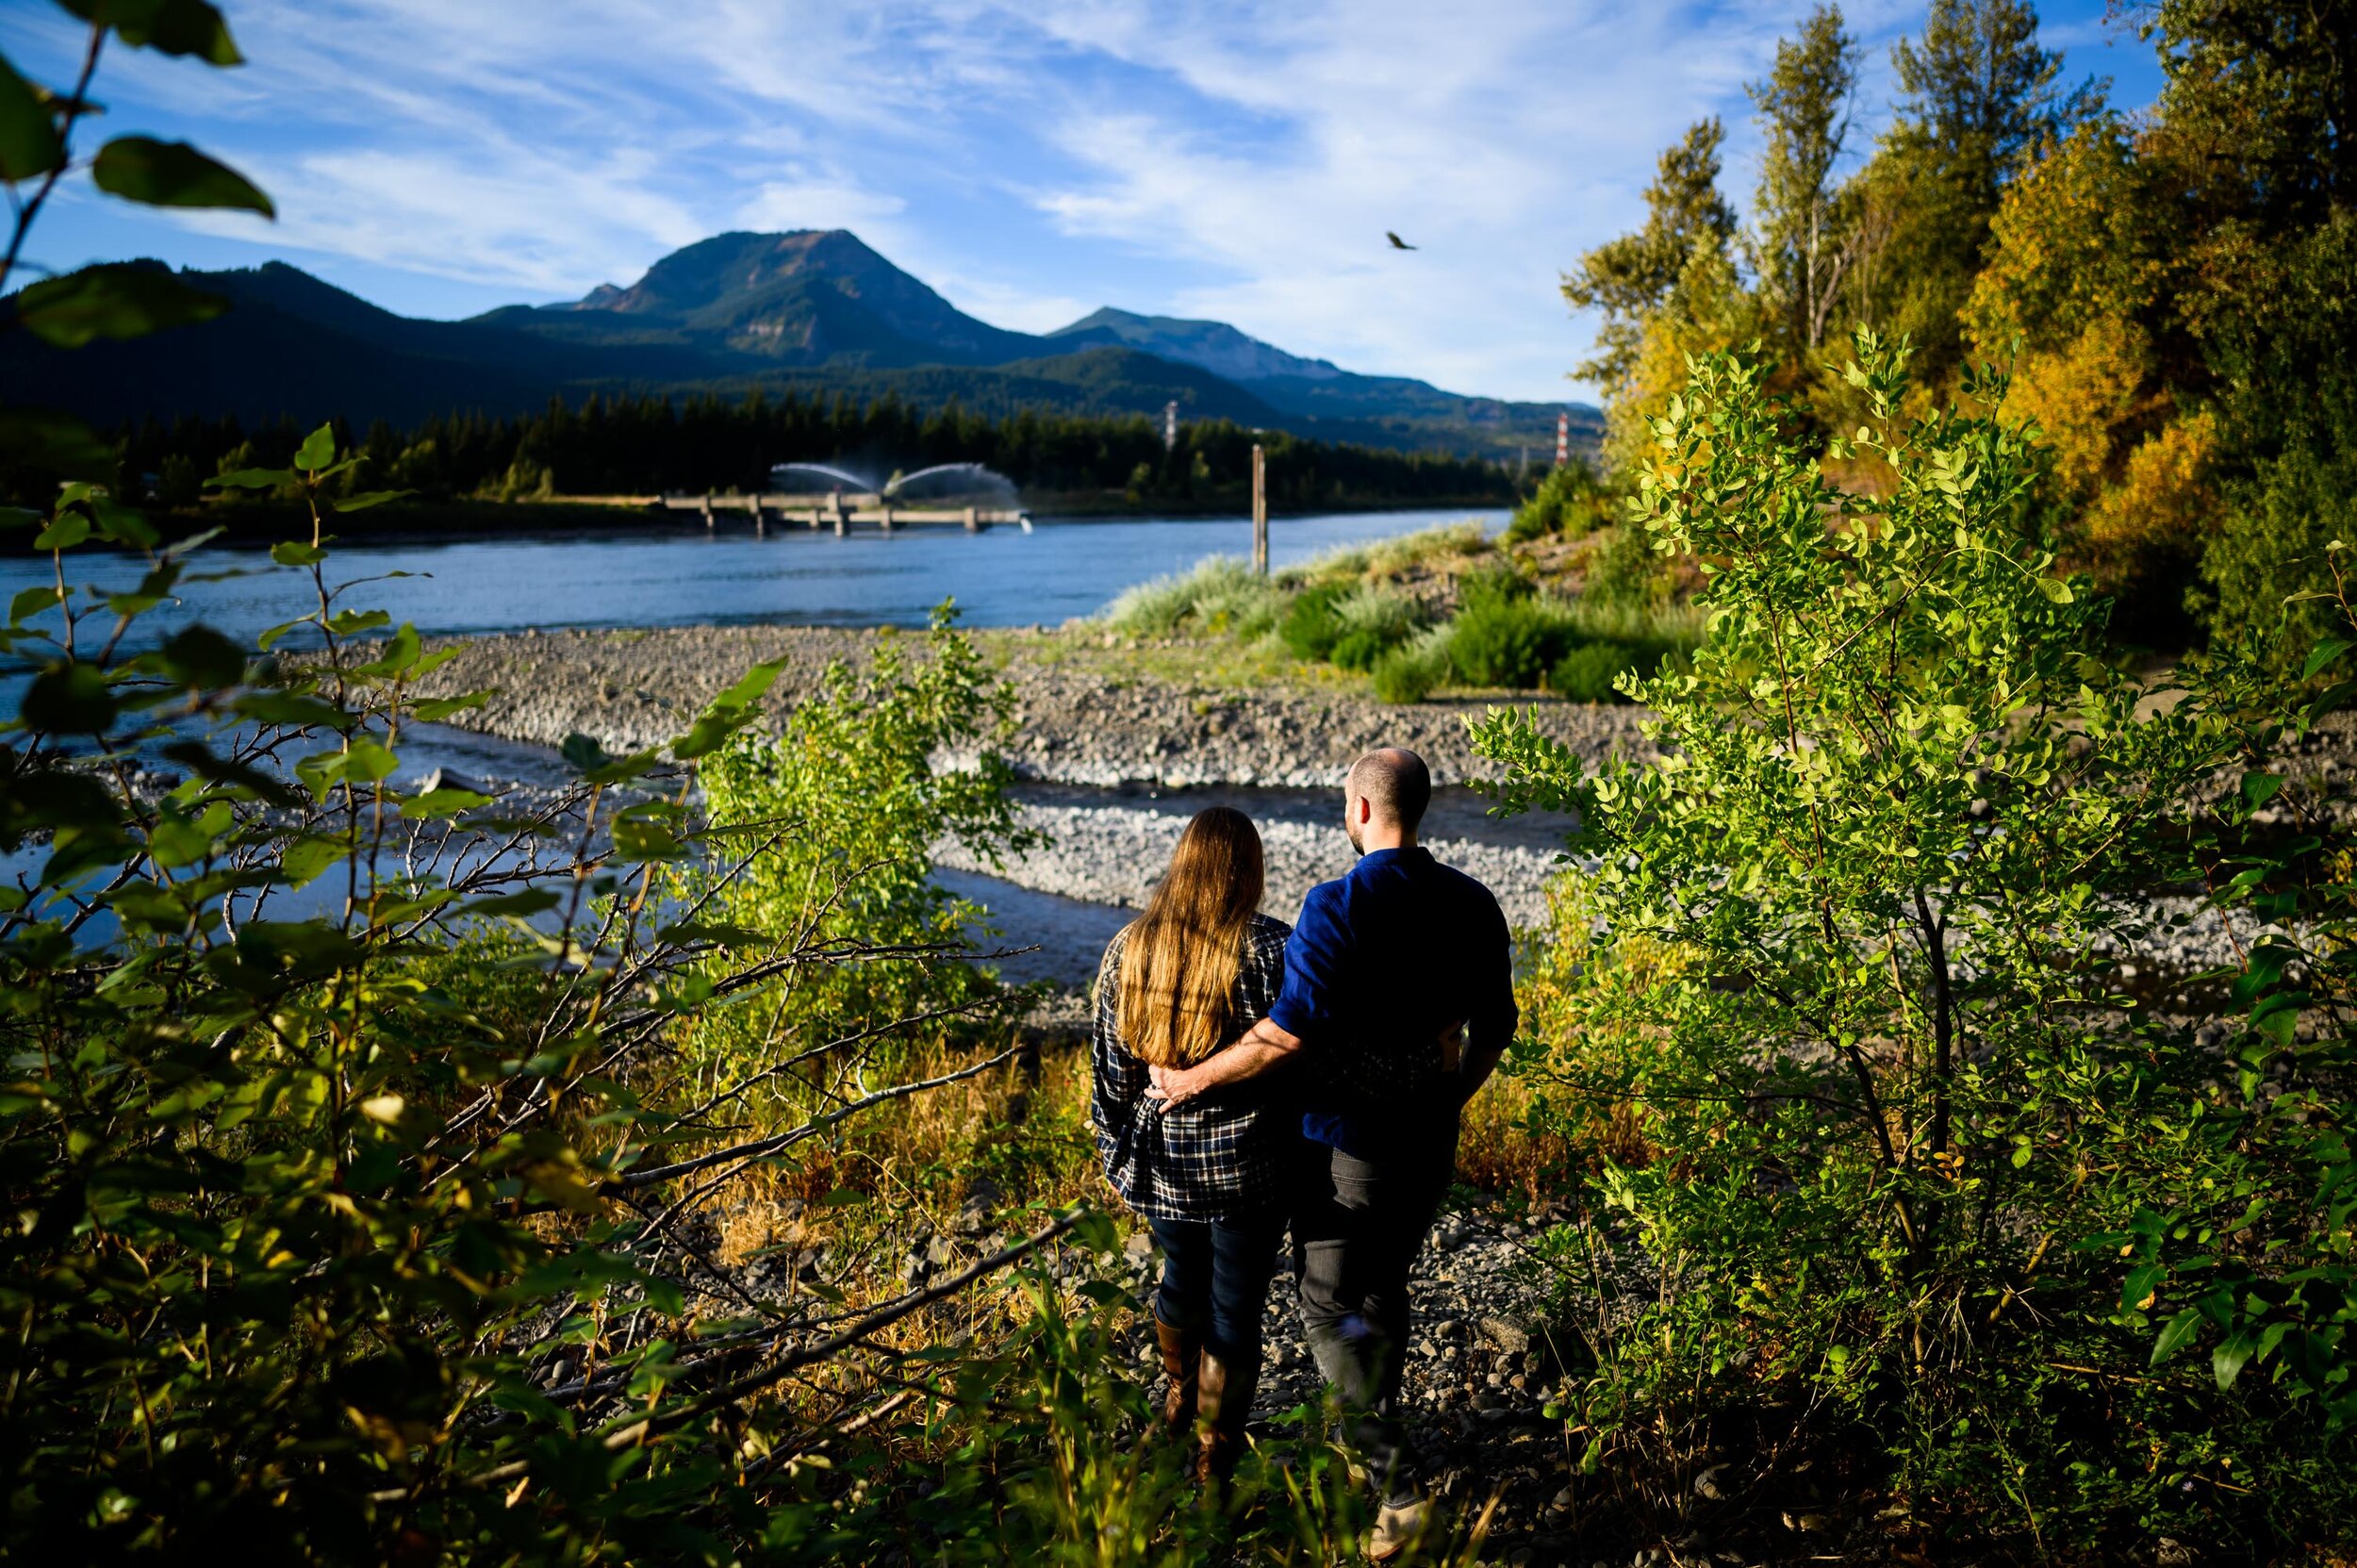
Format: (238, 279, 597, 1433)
(1555, 410, 1570, 468)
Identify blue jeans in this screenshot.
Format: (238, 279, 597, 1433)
(1147, 1208, 1287, 1365)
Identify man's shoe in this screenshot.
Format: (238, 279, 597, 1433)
(1367, 1494, 1433, 1563)
(1153, 1312, 1200, 1439)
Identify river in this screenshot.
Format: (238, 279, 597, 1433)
(1, 506, 1504, 648)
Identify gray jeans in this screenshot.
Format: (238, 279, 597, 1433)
(1292, 1134, 1453, 1503)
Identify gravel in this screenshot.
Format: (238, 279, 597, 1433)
(408, 624, 1658, 788)
(939, 797, 1567, 930)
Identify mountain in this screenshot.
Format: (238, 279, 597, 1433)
(3, 231, 1600, 458)
(473, 231, 1055, 368)
(1041, 306, 1593, 458)
(1047, 306, 1343, 383)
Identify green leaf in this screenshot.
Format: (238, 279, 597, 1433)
(2212, 1331, 2257, 1391)
(403, 787, 493, 818)
(413, 692, 489, 722)
(654, 920, 765, 948)
(90, 498, 158, 548)
(0, 56, 64, 181)
(670, 707, 752, 761)
(610, 816, 684, 862)
(91, 136, 272, 216)
(294, 424, 338, 471)
(2151, 1307, 2202, 1366)
(2302, 637, 2353, 683)
(269, 540, 327, 567)
(60, 0, 243, 65)
(712, 657, 791, 712)
(2036, 577, 2073, 604)
(331, 489, 411, 513)
(31, 513, 91, 552)
(561, 733, 609, 773)
(2121, 1262, 2165, 1312)
(462, 888, 562, 917)
(323, 608, 390, 636)
(158, 624, 245, 690)
(210, 469, 299, 492)
(0, 408, 112, 480)
(278, 834, 346, 890)
(9, 585, 63, 625)
(13, 264, 228, 347)
(21, 662, 116, 734)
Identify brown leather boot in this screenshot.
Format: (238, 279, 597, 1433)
(1153, 1312, 1200, 1438)
(1194, 1348, 1258, 1483)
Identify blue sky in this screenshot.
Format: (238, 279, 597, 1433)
(3, 1, 2164, 403)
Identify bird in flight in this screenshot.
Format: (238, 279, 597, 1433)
(1386, 231, 1417, 250)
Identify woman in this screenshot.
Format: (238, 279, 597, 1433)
(1090, 805, 1295, 1482)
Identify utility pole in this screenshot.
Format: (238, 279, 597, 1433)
(1555, 411, 1569, 469)
(1251, 443, 1268, 577)
(1163, 401, 1179, 453)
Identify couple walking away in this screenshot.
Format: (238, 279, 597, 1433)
(1089, 747, 1517, 1561)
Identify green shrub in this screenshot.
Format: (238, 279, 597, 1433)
(1371, 624, 1456, 703)
(1322, 585, 1425, 670)
(1477, 335, 2356, 1555)
(1583, 520, 1665, 607)
(1506, 457, 1611, 543)
(1103, 554, 1284, 637)
(1546, 638, 1644, 701)
(1278, 582, 1351, 660)
(1443, 564, 1585, 688)
(2200, 438, 2357, 667)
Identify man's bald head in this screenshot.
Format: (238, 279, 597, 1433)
(1345, 747, 1431, 839)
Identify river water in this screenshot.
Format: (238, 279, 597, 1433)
(2, 506, 1503, 648)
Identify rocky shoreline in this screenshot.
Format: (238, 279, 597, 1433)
(408, 624, 1658, 788)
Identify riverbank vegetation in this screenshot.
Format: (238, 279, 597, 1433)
(1103, 522, 1701, 705)
(4, 1, 2353, 1564)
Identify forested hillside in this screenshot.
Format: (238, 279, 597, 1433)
(29, 391, 1519, 516)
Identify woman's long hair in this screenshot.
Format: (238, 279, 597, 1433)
(1116, 806, 1265, 1068)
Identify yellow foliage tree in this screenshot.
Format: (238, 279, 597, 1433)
(1966, 119, 2217, 595)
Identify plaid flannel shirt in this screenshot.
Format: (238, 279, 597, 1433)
(1090, 913, 1294, 1223)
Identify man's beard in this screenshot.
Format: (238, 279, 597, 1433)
(1345, 815, 1364, 854)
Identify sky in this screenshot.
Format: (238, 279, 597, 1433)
(1, 1, 2166, 404)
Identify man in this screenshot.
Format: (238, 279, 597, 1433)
(1149, 747, 1517, 1558)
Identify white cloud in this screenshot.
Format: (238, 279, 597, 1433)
(6, 0, 2143, 399)
(736, 179, 909, 235)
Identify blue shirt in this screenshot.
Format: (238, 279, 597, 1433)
(1265, 846, 1518, 1158)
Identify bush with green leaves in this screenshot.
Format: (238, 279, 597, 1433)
(1446, 569, 1572, 689)
(1370, 623, 1454, 704)
(1277, 582, 1350, 661)
(1324, 584, 1425, 672)
(1543, 639, 1645, 701)
(1101, 555, 1284, 639)
(1476, 336, 2353, 1555)
(1504, 456, 1611, 544)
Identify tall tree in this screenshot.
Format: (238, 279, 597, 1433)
(1893, 0, 2102, 212)
(2137, 0, 2353, 229)
(1561, 119, 1739, 395)
(1749, 6, 1863, 351)
(1855, 0, 2102, 385)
